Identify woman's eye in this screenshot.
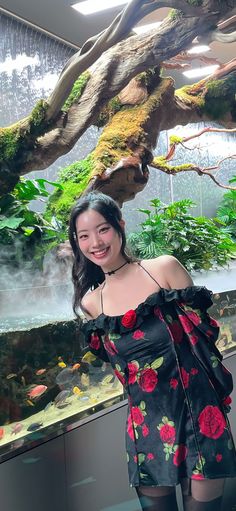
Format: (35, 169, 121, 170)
(79, 234, 88, 240)
(99, 226, 109, 234)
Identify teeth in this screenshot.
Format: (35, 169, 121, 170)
(93, 249, 107, 255)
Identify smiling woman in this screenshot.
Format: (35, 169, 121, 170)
(68, 190, 236, 511)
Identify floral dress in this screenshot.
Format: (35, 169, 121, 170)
(81, 284, 236, 487)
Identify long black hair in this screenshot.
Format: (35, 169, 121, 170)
(69, 191, 135, 316)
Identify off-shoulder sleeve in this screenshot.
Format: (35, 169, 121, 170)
(169, 289, 233, 405)
(80, 322, 110, 362)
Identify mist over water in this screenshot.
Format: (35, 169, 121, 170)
(0, 248, 75, 332)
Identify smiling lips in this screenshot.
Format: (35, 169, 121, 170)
(91, 247, 110, 259)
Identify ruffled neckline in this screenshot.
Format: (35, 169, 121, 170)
(81, 286, 213, 335)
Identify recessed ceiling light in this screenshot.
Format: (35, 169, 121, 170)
(183, 64, 219, 79)
(133, 22, 162, 35)
(72, 0, 128, 15)
(187, 45, 210, 55)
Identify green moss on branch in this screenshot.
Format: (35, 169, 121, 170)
(45, 155, 93, 224)
(62, 71, 91, 112)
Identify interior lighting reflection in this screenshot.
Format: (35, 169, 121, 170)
(187, 45, 210, 54)
(183, 64, 219, 79)
(72, 0, 128, 15)
(133, 22, 162, 34)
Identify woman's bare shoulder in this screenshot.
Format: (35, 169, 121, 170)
(81, 287, 102, 320)
(142, 256, 193, 289)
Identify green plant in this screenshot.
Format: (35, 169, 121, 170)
(0, 177, 66, 268)
(216, 176, 236, 240)
(128, 198, 236, 271)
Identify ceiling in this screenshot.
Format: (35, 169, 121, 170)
(0, 0, 235, 85)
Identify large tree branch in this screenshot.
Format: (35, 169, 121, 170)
(47, 0, 204, 121)
(1, 0, 235, 197)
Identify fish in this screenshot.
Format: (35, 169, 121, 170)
(27, 385, 47, 399)
(101, 374, 114, 386)
(58, 362, 67, 368)
(27, 422, 43, 432)
(26, 399, 35, 407)
(81, 373, 90, 387)
(72, 386, 82, 395)
(54, 390, 70, 406)
(6, 373, 17, 379)
(35, 368, 46, 376)
(81, 352, 97, 364)
(44, 401, 53, 412)
(0, 427, 4, 440)
(55, 368, 75, 386)
(72, 363, 81, 371)
(11, 423, 23, 435)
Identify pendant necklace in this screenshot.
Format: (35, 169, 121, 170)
(104, 261, 130, 276)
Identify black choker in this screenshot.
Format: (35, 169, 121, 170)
(104, 261, 129, 276)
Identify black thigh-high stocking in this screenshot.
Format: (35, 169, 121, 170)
(181, 478, 225, 511)
(136, 486, 179, 511)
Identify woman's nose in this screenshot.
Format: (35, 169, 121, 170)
(91, 232, 102, 247)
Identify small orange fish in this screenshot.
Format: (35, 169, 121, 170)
(58, 362, 66, 368)
(0, 427, 4, 440)
(6, 373, 17, 380)
(27, 385, 47, 399)
(72, 363, 81, 371)
(35, 369, 46, 376)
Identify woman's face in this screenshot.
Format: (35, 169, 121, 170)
(75, 208, 123, 268)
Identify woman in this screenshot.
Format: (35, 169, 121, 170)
(69, 191, 236, 511)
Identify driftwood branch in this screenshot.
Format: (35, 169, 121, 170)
(1, 0, 236, 199)
(152, 127, 236, 191)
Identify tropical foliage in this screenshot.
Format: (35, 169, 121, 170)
(128, 199, 236, 271)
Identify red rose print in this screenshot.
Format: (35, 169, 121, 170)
(168, 321, 183, 343)
(127, 414, 135, 441)
(90, 333, 100, 350)
(206, 329, 214, 337)
(173, 444, 188, 466)
(132, 330, 145, 340)
(180, 367, 190, 389)
(142, 424, 149, 437)
(185, 310, 201, 326)
(222, 396, 232, 406)
(138, 368, 158, 392)
(159, 424, 176, 445)
(192, 473, 205, 480)
(114, 369, 126, 386)
(170, 378, 178, 389)
(132, 407, 145, 426)
(210, 317, 219, 328)
(154, 307, 164, 320)
(128, 362, 138, 384)
(190, 368, 198, 376)
(103, 336, 118, 356)
(198, 405, 226, 439)
(147, 453, 154, 460)
(121, 310, 137, 329)
(189, 334, 199, 345)
(178, 315, 194, 334)
(216, 454, 222, 463)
